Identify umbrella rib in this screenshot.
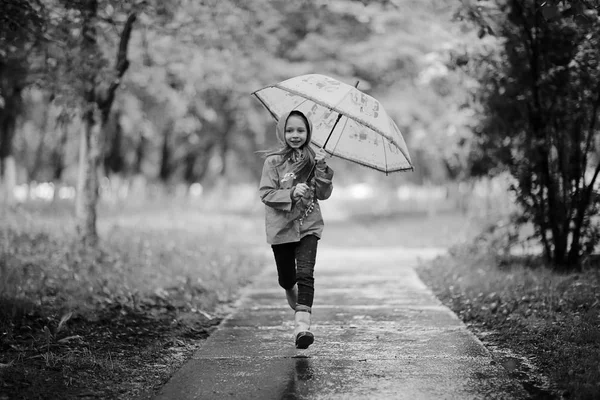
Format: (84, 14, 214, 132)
(252, 92, 280, 121)
(294, 97, 311, 112)
(329, 114, 348, 155)
(271, 84, 410, 161)
(326, 151, 413, 173)
(382, 133, 389, 175)
(253, 92, 312, 123)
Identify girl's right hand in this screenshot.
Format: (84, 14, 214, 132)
(315, 148, 328, 165)
(293, 183, 309, 199)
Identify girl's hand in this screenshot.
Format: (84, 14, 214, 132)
(293, 183, 310, 199)
(315, 148, 328, 165)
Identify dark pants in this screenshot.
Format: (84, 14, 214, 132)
(271, 235, 318, 312)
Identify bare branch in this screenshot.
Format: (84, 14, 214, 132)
(586, 160, 600, 194)
(115, 13, 136, 79)
(582, 83, 600, 175)
(104, 12, 136, 106)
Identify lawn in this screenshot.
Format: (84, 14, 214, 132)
(0, 198, 479, 399)
(0, 200, 268, 400)
(5, 196, 597, 400)
(324, 210, 479, 248)
(417, 224, 600, 400)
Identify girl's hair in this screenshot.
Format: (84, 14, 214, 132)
(262, 110, 316, 179)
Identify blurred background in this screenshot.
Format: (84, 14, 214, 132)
(0, 0, 513, 226)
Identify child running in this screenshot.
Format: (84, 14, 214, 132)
(259, 109, 334, 349)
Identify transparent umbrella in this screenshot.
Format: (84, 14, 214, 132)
(252, 73, 413, 175)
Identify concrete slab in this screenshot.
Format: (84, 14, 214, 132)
(153, 357, 523, 400)
(152, 246, 528, 400)
(223, 305, 462, 327)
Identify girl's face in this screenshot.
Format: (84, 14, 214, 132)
(285, 115, 308, 149)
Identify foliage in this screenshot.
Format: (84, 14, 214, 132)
(0, 0, 46, 175)
(351, 0, 485, 184)
(458, 0, 600, 268)
(2, 0, 495, 246)
(3, 0, 481, 190)
(0, 205, 266, 398)
(0, 0, 47, 55)
(417, 237, 600, 399)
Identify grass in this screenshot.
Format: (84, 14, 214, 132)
(8, 194, 599, 399)
(0, 198, 479, 399)
(324, 209, 479, 248)
(0, 201, 267, 399)
(416, 223, 600, 400)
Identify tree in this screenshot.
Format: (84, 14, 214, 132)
(460, 0, 600, 269)
(0, 0, 45, 205)
(0, 61, 25, 205)
(62, 1, 137, 246)
(5, 0, 477, 213)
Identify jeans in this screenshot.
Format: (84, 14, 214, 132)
(271, 234, 318, 312)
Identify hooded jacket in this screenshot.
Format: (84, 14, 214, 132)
(259, 110, 334, 245)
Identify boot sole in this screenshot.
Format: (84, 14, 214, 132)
(295, 332, 314, 349)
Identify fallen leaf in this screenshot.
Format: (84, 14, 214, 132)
(57, 335, 83, 343)
(43, 325, 52, 340)
(57, 312, 73, 333)
(196, 309, 212, 319)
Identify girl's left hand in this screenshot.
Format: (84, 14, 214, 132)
(315, 148, 328, 165)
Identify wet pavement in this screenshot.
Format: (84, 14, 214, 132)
(152, 246, 528, 399)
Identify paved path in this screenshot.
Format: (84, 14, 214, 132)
(153, 246, 528, 399)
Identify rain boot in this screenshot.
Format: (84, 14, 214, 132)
(285, 285, 297, 311)
(294, 310, 314, 349)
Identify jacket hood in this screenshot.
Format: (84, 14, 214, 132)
(276, 110, 313, 147)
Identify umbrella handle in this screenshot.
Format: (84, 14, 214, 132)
(305, 164, 317, 184)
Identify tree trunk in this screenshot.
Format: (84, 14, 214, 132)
(76, 109, 101, 246)
(159, 121, 173, 182)
(1, 155, 17, 205)
(104, 110, 124, 175)
(0, 124, 17, 206)
(0, 84, 22, 206)
(52, 118, 68, 181)
(133, 133, 146, 175)
(75, 4, 135, 246)
(194, 140, 215, 184)
(183, 151, 198, 184)
(219, 113, 235, 178)
(30, 93, 53, 181)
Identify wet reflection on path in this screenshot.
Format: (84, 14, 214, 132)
(153, 246, 528, 399)
(280, 355, 313, 399)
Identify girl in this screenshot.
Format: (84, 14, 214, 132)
(259, 110, 334, 349)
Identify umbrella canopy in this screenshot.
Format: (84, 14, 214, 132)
(252, 73, 413, 174)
